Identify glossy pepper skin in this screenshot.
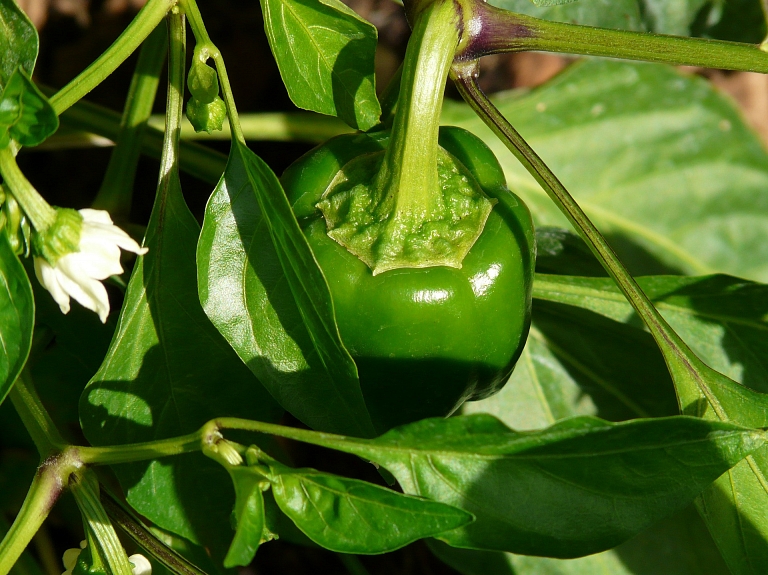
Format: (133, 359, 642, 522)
(282, 126, 535, 433)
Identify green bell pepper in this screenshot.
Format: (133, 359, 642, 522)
(282, 125, 535, 432)
(280, 0, 534, 432)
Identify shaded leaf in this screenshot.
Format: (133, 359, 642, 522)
(259, 0, 380, 130)
(639, 0, 710, 35)
(0, 0, 37, 89)
(532, 273, 768, 573)
(79, 150, 282, 559)
(534, 227, 606, 278)
(463, 301, 678, 427)
(693, 0, 766, 43)
(533, 274, 768, 392)
(290, 413, 764, 557)
(0, 68, 58, 147)
(643, 0, 766, 39)
(429, 504, 731, 574)
(197, 141, 375, 437)
(268, 464, 473, 553)
(27, 258, 115, 432)
(444, 60, 768, 281)
(0, 230, 33, 407)
(462, 275, 727, 573)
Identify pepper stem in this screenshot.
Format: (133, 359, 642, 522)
(0, 148, 57, 232)
(376, 0, 459, 220)
(316, 0, 495, 274)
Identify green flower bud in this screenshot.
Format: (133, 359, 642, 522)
(186, 96, 227, 134)
(187, 58, 220, 104)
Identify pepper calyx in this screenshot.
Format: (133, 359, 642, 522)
(316, 147, 496, 275)
(316, 0, 497, 274)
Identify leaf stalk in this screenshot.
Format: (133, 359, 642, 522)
(70, 472, 134, 575)
(92, 22, 168, 218)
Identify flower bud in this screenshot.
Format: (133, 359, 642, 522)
(186, 97, 227, 134)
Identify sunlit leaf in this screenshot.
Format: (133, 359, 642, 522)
(80, 147, 282, 559)
(0, 0, 37, 89)
(197, 142, 375, 437)
(268, 464, 473, 553)
(259, 0, 380, 130)
(287, 413, 764, 557)
(0, 231, 33, 407)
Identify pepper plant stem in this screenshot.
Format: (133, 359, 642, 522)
(0, 148, 56, 231)
(449, 61, 730, 419)
(92, 22, 168, 218)
(0, 467, 65, 575)
(465, 4, 768, 72)
(0, 516, 45, 575)
(50, 0, 174, 115)
(70, 472, 134, 575)
(160, 9, 186, 179)
(99, 492, 209, 575)
(180, 0, 246, 144)
(78, 431, 203, 465)
(9, 371, 66, 457)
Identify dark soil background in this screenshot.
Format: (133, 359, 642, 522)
(10, 0, 768, 573)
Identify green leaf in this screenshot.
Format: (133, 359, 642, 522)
(487, 0, 644, 30)
(641, 0, 766, 39)
(79, 155, 283, 559)
(0, 0, 37, 89)
(532, 273, 768, 573)
(444, 60, 768, 282)
(462, 273, 727, 573)
(291, 413, 764, 557)
(535, 227, 607, 278)
(259, 0, 380, 130)
(533, 274, 768, 391)
(639, 0, 709, 35)
(463, 301, 678, 427)
(693, 0, 766, 43)
(0, 230, 33, 407)
(197, 141, 376, 437)
(495, 0, 764, 38)
(0, 68, 58, 147)
(267, 464, 473, 553)
(429, 504, 731, 574)
(27, 260, 115, 431)
(224, 469, 272, 568)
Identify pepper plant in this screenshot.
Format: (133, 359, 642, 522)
(1, 0, 768, 573)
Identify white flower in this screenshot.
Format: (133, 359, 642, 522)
(128, 554, 152, 575)
(34, 208, 147, 323)
(61, 540, 86, 575)
(61, 541, 152, 575)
